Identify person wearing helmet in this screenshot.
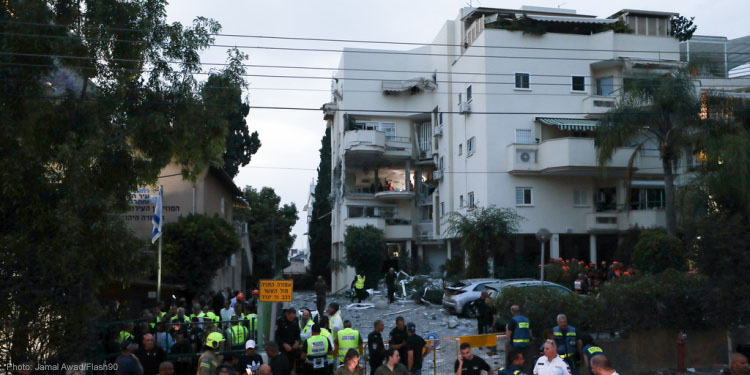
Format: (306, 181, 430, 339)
(198, 332, 225, 375)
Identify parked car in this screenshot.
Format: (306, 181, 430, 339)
(442, 278, 504, 317)
(483, 279, 576, 299)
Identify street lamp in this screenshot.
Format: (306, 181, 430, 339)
(536, 228, 551, 285)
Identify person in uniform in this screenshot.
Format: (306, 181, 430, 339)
(327, 303, 344, 337)
(499, 348, 527, 375)
(368, 320, 386, 375)
(300, 309, 315, 342)
(506, 305, 534, 374)
(197, 332, 225, 375)
(533, 340, 572, 375)
(336, 320, 362, 365)
(388, 317, 408, 367)
(301, 324, 333, 375)
(553, 314, 581, 374)
(580, 334, 604, 375)
(275, 308, 301, 373)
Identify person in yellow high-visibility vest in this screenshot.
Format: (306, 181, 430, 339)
(119, 322, 135, 344)
(302, 324, 334, 375)
(319, 316, 336, 370)
(335, 320, 362, 366)
(227, 315, 249, 350)
(299, 309, 315, 342)
(351, 274, 367, 303)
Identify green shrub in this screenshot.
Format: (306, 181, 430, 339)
(543, 261, 586, 290)
(631, 229, 686, 274)
(441, 257, 465, 278)
(493, 286, 591, 338)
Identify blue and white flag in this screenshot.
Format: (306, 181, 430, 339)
(151, 187, 163, 244)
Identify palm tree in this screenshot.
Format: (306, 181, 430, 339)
(595, 70, 701, 236)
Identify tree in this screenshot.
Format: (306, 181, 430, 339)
(216, 49, 261, 178)
(447, 206, 522, 278)
(630, 229, 686, 274)
(0, 0, 242, 364)
(670, 16, 698, 42)
(308, 127, 332, 282)
(596, 70, 701, 235)
(237, 187, 298, 283)
(162, 214, 240, 296)
(343, 225, 386, 289)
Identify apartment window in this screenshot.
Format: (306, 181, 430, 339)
(596, 76, 614, 96)
(466, 85, 473, 102)
(467, 137, 476, 156)
(440, 202, 445, 217)
(438, 156, 444, 171)
(630, 188, 666, 210)
(459, 195, 464, 207)
(380, 122, 396, 140)
(458, 143, 463, 156)
(515, 187, 533, 206)
(515, 73, 530, 89)
(220, 197, 225, 216)
(468, 192, 475, 208)
(574, 188, 589, 207)
(515, 129, 533, 144)
(571, 76, 586, 92)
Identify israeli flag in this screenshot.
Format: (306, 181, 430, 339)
(151, 188, 163, 244)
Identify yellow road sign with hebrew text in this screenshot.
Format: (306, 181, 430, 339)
(259, 280, 293, 302)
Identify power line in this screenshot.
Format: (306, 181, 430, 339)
(3, 21, 750, 56)
(5, 59, 750, 88)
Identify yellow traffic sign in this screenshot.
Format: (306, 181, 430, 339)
(259, 280, 293, 302)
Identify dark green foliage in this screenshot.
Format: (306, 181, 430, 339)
(543, 262, 586, 290)
(670, 16, 697, 41)
(630, 229, 686, 274)
(237, 187, 298, 283)
(344, 225, 386, 289)
(441, 256, 465, 279)
(685, 214, 750, 326)
(308, 128, 332, 282)
(447, 206, 522, 277)
(0, 0, 242, 365)
(494, 286, 591, 337)
(162, 214, 240, 295)
(596, 70, 701, 235)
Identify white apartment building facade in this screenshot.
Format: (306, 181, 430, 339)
(322, 6, 696, 292)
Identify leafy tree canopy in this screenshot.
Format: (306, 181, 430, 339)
(447, 206, 522, 278)
(237, 186, 298, 283)
(670, 15, 697, 42)
(630, 229, 686, 274)
(162, 214, 240, 296)
(0, 0, 245, 364)
(344, 225, 386, 289)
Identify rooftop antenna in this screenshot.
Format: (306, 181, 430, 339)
(466, 0, 480, 7)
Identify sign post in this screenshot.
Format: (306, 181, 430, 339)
(261, 279, 294, 347)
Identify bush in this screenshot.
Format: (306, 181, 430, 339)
(542, 261, 587, 290)
(631, 229, 686, 274)
(493, 286, 591, 338)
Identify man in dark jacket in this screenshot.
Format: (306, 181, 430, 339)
(134, 334, 165, 375)
(385, 268, 397, 303)
(368, 320, 386, 375)
(267, 341, 292, 375)
(275, 308, 301, 371)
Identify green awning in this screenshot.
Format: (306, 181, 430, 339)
(536, 117, 600, 131)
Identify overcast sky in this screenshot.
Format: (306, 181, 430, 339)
(166, 0, 748, 249)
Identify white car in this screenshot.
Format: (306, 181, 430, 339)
(441, 278, 501, 317)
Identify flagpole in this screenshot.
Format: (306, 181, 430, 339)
(157, 185, 163, 304)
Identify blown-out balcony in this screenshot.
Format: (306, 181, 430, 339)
(585, 210, 666, 232)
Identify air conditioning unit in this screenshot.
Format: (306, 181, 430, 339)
(459, 102, 470, 114)
(516, 150, 536, 163)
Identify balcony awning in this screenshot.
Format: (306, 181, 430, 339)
(382, 77, 437, 95)
(536, 117, 600, 131)
(526, 15, 618, 24)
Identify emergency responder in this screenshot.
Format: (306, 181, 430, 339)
(351, 274, 367, 303)
(227, 315, 249, 350)
(581, 334, 604, 375)
(574, 274, 586, 295)
(499, 348, 527, 375)
(275, 308, 301, 373)
(302, 324, 334, 375)
(506, 305, 533, 374)
(368, 320, 386, 375)
(318, 316, 335, 373)
(534, 340, 571, 375)
(336, 320, 362, 365)
(315, 276, 328, 316)
(241, 305, 259, 341)
(170, 307, 190, 334)
(198, 332, 225, 375)
(300, 309, 315, 342)
(327, 303, 344, 337)
(553, 314, 581, 374)
(120, 322, 135, 344)
(385, 268, 397, 303)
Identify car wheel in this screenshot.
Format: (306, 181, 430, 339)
(464, 305, 477, 318)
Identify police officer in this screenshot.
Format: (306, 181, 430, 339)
(302, 324, 333, 375)
(368, 320, 386, 375)
(335, 320, 362, 365)
(499, 348, 527, 375)
(198, 332, 225, 375)
(506, 305, 533, 374)
(580, 334, 604, 375)
(553, 314, 581, 374)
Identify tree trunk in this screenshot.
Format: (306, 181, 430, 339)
(662, 157, 677, 236)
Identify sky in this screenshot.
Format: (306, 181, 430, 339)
(166, 0, 748, 249)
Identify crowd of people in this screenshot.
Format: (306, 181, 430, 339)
(544, 259, 636, 295)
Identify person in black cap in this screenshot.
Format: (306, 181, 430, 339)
(405, 323, 430, 375)
(116, 338, 144, 375)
